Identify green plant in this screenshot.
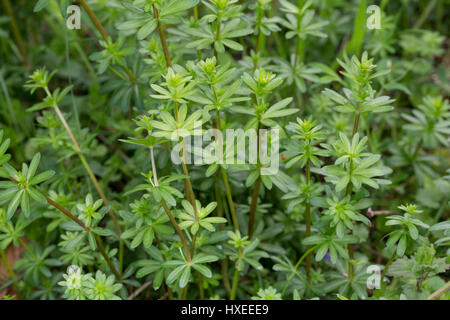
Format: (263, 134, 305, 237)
(0, 0, 448, 301)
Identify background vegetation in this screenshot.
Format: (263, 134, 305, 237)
(0, 0, 448, 300)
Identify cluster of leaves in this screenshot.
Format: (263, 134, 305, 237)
(0, 0, 448, 301)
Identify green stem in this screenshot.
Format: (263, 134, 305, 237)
(160, 200, 191, 263)
(196, 272, 205, 300)
(426, 281, 450, 300)
(248, 177, 261, 239)
(248, 121, 262, 239)
(380, 251, 396, 284)
(0, 0, 29, 68)
(293, 0, 306, 71)
(193, 5, 202, 60)
(345, 104, 362, 280)
(414, 0, 437, 29)
(221, 168, 240, 231)
(230, 269, 240, 300)
(230, 249, 242, 300)
(8, 177, 122, 281)
(18, 238, 37, 261)
(281, 244, 320, 296)
(44, 87, 123, 237)
(0, 249, 16, 280)
(304, 160, 311, 282)
(213, 17, 222, 61)
(149, 131, 193, 264)
(152, 5, 172, 68)
(78, 0, 136, 82)
(94, 234, 122, 281)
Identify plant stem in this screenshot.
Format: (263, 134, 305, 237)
(79, 0, 108, 41)
(94, 234, 122, 281)
(196, 272, 205, 300)
(214, 179, 232, 297)
(221, 168, 240, 231)
(414, 0, 437, 29)
(380, 251, 396, 284)
(48, 95, 122, 237)
(254, 3, 265, 66)
(248, 121, 263, 239)
(213, 17, 222, 61)
(230, 248, 242, 300)
(230, 268, 240, 300)
(304, 160, 311, 282)
(148, 8, 198, 217)
(150, 156, 192, 262)
(17, 238, 36, 261)
(8, 177, 122, 281)
(426, 281, 450, 300)
(293, 0, 306, 71)
(0, 249, 16, 281)
(1, 0, 29, 68)
(78, 153, 122, 236)
(78, 0, 136, 82)
(152, 5, 172, 68)
(345, 103, 361, 280)
(281, 244, 319, 296)
(248, 177, 261, 239)
(193, 5, 202, 60)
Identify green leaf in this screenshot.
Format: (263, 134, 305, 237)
(34, 0, 50, 12)
(167, 265, 185, 284)
(397, 235, 407, 257)
(179, 266, 191, 288)
(7, 189, 23, 220)
(21, 191, 30, 218)
(192, 264, 212, 278)
(29, 170, 55, 186)
(26, 153, 41, 182)
(137, 20, 157, 40)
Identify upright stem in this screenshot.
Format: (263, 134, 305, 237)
(254, 4, 265, 67)
(215, 177, 232, 297)
(248, 121, 262, 239)
(1, 0, 29, 68)
(221, 168, 240, 231)
(152, 5, 172, 68)
(193, 5, 202, 60)
(78, 0, 136, 82)
(47, 93, 122, 237)
(213, 18, 222, 61)
(3, 222, 37, 262)
(426, 281, 450, 300)
(214, 108, 239, 231)
(380, 251, 396, 284)
(248, 177, 261, 239)
(304, 160, 311, 282)
(79, 0, 108, 41)
(150, 149, 192, 262)
(150, 12, 197, 215)
(281, 244, 319, 296)
(345, 104, 361, 281)
(17, 238, 36, 260)
(196, 272, 205, 300)
(230, 248, 242, 300)
(230, 268, 240, 300)
(293, 0, 306, 71)
(0, 249, 16, 281)
(8, 177, 122, 281)
(160, 200, 192, 266)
